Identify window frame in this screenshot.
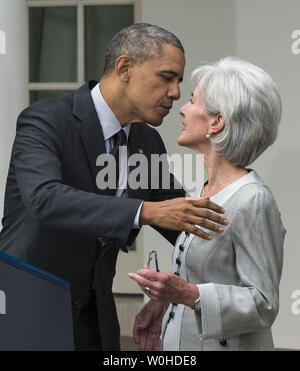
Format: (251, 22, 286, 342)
(26, 0, 141, 93)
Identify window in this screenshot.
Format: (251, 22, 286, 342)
(27, 0, 140, 104)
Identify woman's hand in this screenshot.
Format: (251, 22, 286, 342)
(133, 300, 167, 351)
(128, 268, 199, 308)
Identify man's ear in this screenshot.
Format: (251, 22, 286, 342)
(115, 55, 133, 83)
(210, 114, 225, 135)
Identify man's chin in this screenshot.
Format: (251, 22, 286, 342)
(146, 117, 164, 127)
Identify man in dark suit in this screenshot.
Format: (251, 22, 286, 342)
(0, 23, 227, 350)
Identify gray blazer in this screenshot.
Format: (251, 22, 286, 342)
(161, 170, 285, 351)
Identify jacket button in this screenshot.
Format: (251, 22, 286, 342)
(179, 244, 184, 251)
(72, 300, 81, 309)
(174, 271, 180, 276)
(220, 338, 227, 346)
(176, 258, 181, 266)
(169, 311, 175, 319)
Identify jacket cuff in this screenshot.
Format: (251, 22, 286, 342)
(196, 283, 222, 339)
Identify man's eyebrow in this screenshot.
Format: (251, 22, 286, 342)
(160, 70, 183, 82)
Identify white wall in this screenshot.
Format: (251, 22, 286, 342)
(0, 0, 28, 217)
(141, 0, 300, 349)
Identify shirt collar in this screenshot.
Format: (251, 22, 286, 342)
(200, 170, 263, 206)
(91, 82, 130, 141)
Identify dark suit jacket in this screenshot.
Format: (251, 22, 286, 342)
(0, 80, 185, 350)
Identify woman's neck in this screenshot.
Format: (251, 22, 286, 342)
(202, 151, 248, 198)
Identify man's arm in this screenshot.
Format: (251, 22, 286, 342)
(13, 105, 227, 246)
(141, 128, 227, 242)
(13, 105, 142, 244)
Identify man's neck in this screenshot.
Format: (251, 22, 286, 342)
(99, 77, 136, 127)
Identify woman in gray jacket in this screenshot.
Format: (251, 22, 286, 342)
(129, 57, 285, 351)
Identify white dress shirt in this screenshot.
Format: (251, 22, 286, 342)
(91, 83, 143, 229)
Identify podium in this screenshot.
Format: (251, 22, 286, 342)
(0, 251, 74, 350)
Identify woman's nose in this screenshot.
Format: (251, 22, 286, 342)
(179, 104, 186, 116)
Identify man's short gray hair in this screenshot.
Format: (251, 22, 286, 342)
(191, 57, 282, 167)
(103, 23, 184, 75)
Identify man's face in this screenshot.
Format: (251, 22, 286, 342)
(125, 44, 185, 126)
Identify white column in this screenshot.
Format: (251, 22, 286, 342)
(0, 0, 28, 217)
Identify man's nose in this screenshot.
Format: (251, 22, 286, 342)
(168, 83, 181, 100)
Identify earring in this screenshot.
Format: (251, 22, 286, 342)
(206, 133, 211, 139)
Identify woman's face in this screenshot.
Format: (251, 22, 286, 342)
(177, 88, 215, 152)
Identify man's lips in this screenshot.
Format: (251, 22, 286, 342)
(160, 104, 172, 111)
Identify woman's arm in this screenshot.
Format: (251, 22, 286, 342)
(130, 185, 285, 340)
(197, 185, 285, 339)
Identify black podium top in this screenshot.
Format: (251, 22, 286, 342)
(0, 251, 74, 351)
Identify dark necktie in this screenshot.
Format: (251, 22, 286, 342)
(107, 129, 127, 195)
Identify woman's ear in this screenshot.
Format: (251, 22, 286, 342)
(114, 55, 133, 83)
(210, 114, 225, 135)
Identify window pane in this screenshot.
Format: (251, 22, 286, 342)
(30, 90, 74, 104)
(84, 5, 134, 81)
(29, 7, 77, 83)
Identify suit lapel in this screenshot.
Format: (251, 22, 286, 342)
(73, 81, 107, 195)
